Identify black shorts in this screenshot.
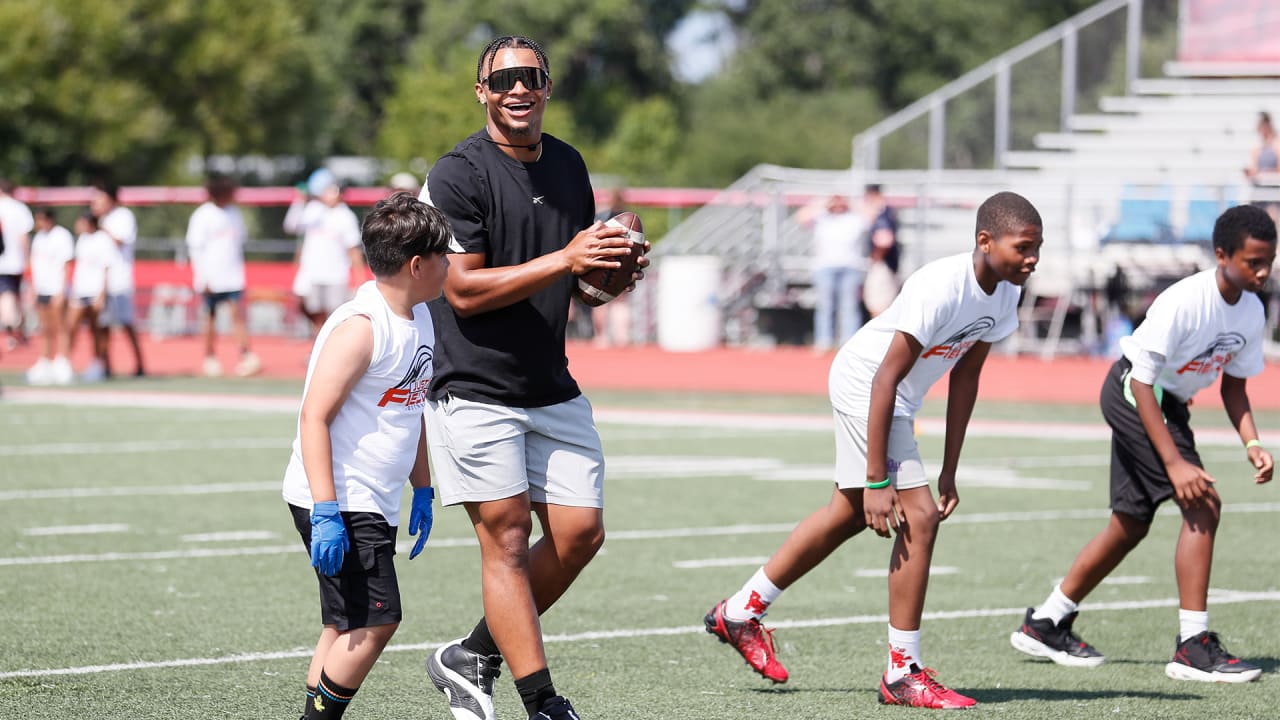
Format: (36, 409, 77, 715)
(1100, 358, 1202, 523)
(0, 274, 20, 295)
(288, 503, 402, 631)
(203, 290, 242, 314)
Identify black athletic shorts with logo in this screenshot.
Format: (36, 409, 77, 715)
(1099, 357, 1203, 524)
(288, 504, 401, 631)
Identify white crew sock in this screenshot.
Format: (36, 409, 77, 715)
(1031, 584, 1078, 625)
(886, 625, 922, 683)
(724, 567, 782, 621)
(1178, 609, 1209, 641)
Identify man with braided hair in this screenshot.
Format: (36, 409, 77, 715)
(419, 34, 647, 720)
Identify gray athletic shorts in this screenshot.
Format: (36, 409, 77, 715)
(425, 393, 605, 507)
(299, 283, 349, 316)
(98, 293, 135, 327)
(833, 410, 929, 491)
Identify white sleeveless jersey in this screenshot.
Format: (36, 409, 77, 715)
(282, 281, 434, 525)
(829, 253, 1020, 418)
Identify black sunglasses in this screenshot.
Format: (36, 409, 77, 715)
(482, 66, 548, 93)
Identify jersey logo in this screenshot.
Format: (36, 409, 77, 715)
(378, 345, 434, 408)
(1176, 332, 1246, 376)
(531, 195, 545, 205)
(920, 317, 995, 360)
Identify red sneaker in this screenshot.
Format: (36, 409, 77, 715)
(878, 666, 977, 709)
(703, 599, 789, 683)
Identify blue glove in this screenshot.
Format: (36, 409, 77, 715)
(408, 487, 434, 560)
(310, 501, 348, 576)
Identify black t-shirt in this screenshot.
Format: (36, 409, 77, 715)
(424, 130, 596, 407)
(868, 207, 900, 273)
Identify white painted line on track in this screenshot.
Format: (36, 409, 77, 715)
(4, 503, 1280, 568)
(22, 524, 130, 536)
(3, 589, 1276, 680)
(181, 531, 278, 543)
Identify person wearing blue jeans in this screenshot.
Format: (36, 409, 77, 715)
(804, 194, 867, 351)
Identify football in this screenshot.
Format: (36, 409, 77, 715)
(576, 211, 645, 307)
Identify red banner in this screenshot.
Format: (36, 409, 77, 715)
(1180, 0, 1280, 63)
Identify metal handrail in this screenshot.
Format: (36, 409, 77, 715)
(852, 0, 1139, 171)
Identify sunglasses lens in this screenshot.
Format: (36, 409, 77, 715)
(487, 67, 545, 93)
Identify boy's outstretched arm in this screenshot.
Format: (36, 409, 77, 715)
(1130, 378, 1216, 504)
(1221, 373, 1274, 484)
(938, 341, 992, 520)
(864, 331, 922, 538)
(299, 316, 373, 575)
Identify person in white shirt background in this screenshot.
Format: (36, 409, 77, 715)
(25, 208, 75, 385)
(89, 181, 146, 377)
(67, 212, 121, 383)
(287, 168, 367, 338)
(0, 178, 35, 352)
(185, 173, 261, 378)
(800, 193, 868, 352)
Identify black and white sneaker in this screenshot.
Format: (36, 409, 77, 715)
(530, 695, 582, 720)
(426, 639, 502, 720)
(1010, 608, 1105, 668)
(1165, 631, 1261, 683)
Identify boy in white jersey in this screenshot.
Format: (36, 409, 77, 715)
(281, 192, 451, 720)
(185, 174, 260, 377)
(26, 208, 75, 385)
(288, 168, 366, 338)
(705, 191, 1043, 710)
(1011, 205, 1276, 683)
(66, 212, 119, 383)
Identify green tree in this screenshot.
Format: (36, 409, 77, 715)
(0, 0, 336, 184)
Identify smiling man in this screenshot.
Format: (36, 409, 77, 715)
(418, 35, 646, 720)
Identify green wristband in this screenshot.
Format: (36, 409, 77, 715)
(1246, 439, 1262, 450)
(866, 477, 892, 490)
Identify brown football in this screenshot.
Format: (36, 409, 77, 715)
(575, 211, 645, 307)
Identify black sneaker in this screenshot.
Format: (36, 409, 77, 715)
(1010, 608, 1105, 668)
(529, 695, 582, 720)
(426, 638, 502, 720)
(1165, 631, 1261, 683)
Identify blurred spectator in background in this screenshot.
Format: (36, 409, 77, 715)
(799, 193, 866, 352)
(389, 171, 420, 194)
(26, 208, 74, 385)
(1245, 111, 1280, 222)
(286, 168, 365, 337)
(186, 174, 260, 377)
(861, 184, 902, 318)
(0, 179, 34, 351)
(90, 181, 146, 377)
(67, 211, 118, 383)
(584, 186, 633, 347)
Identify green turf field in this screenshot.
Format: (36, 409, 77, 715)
(1, 386, 1277, 719)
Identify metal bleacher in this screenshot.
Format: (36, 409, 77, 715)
(648, 0, 1280, 358)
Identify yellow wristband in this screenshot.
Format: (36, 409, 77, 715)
(866, 477, 892, 490)
(1246, 439, 1262, 450)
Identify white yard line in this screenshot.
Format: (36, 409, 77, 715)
(673, 555, 772, 569)
(21, 524, 130, 537)
(3, 589, 1276, 680)
(4, 502, 1279, 568)
(181, 531, 278, 543)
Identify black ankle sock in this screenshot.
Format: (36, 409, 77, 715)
(305, 671, 359, 719)
(461, 618, 501, 658)
(515, 668, 556, 715)
(303, 685, 317, 716)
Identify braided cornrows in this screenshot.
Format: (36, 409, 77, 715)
(476, 35, 550, 83)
